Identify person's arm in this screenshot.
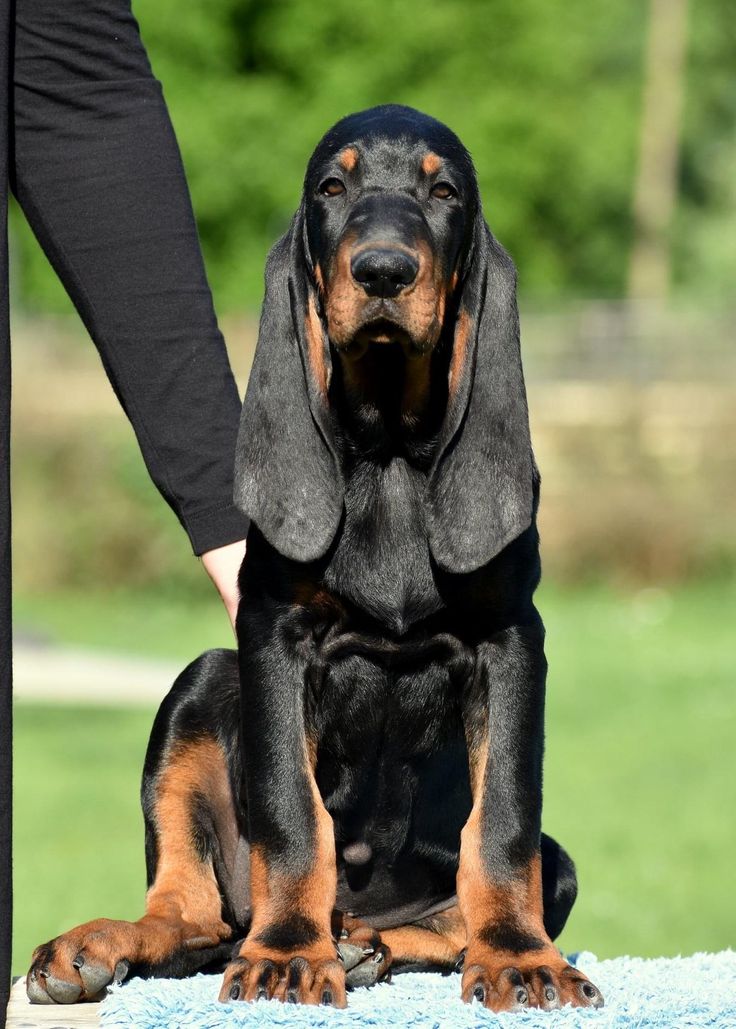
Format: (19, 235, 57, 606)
(11, 0, 248, 615)
(201, 539, 246, 632)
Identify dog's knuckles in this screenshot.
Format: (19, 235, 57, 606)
(218, 942, 347, 1007)
(26, 920, 147, 1003)
(461, 946, 604, 1012)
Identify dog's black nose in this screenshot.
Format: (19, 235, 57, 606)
(351, 247, 418, 297)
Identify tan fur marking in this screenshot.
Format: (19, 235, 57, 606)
(248, 845, 271, 916)
(314, 262, 325, 296)
(449, 308, 473, 396)
(422, 152, 442, 176)
(338, 147, 359, 172)
(293, 579, 345, 615)
(326, 234, 447, 355)
(457, 734, 545, 942)
(464, 733, 488, 799)
(25, 737, 234, 997)
(244, 736, 337, 947)
(382, 905, 466, 965)
(459, 848, 546, 943)
(332, 906, 466, 980)
(381, 926, 459, 966)
(145, 738, 232, 948)
(306, 294, 328, 394)
(454, 730, 600, 1011)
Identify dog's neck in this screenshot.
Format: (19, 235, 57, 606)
(329, 339, 450, 468)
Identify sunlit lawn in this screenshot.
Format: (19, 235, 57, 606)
(12, 579, 736, 974)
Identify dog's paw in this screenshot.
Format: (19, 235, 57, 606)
(26, 920, 135, 1004)
(337, 923, 392, 988)
(219, 942, 346, 1007)
(461, 946, 604, 1012)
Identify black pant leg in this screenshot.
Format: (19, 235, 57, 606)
(11, 0, 248, 555)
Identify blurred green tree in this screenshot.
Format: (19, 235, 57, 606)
(8, 0, 736, 313)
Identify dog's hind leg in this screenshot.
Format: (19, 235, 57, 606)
(27, 651, 246, 1004)
(540, 833, 578, 941)
(337, 837, 577, 990)
(336, 906, 467, 986)
(27, 731, 236, 1003)
(339, 829, 577, 989)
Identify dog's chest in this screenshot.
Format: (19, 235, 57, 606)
(323, 457, 442, 632)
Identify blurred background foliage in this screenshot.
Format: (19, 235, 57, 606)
(8, 0, 736, 594)
(9, 0, 736, 973)
(9, 0, 736, 311)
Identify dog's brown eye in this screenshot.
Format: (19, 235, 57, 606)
(320, 178, 346, 197)
(430, 182, 457, 200)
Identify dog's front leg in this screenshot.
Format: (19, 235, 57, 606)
(458, 616, 603, 1012)
(218, 604, 345, 1007)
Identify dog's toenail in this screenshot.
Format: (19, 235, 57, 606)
(72, 954, 84, 970)
(321, 989, 333, 1004)
(473, 984, 485, 1002)
(228, 983, 240, 1000)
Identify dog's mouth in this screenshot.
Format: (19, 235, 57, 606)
(339, 307, 433, 359)
(338, 319, 421, 361)
(356, 316, 408, 345)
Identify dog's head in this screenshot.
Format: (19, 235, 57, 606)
(303, 106, 474, 357)
(235, 105, 534, 574)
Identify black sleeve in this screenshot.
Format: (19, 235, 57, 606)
(10, 0, 250, 555)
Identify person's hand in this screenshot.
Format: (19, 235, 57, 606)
(201, 539, 247, 634)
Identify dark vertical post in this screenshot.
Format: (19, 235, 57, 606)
(0, 0, 13, 1022)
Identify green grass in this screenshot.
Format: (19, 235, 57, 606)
(13, 704, 153, 975)
(540, 579, 735, 960)
(14, 588, 233, 661)
(12, 580, 736, 974)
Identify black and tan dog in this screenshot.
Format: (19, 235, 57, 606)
(27, 106, 604, 1013)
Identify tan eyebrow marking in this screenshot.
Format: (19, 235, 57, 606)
(338, 147, 359, 172)
(422, 152, 442, 175)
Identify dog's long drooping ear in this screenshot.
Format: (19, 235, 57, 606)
(233, 207, 343, 563)
(427, 223, 535, 575)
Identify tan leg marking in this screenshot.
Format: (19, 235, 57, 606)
(219, 735, 344, 1006)
(457, 733, 603, 1011)
(27, 737, 233, 1004)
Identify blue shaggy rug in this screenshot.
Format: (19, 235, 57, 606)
(100, 951, 736, 1028)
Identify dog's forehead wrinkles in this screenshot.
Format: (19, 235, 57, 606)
(306, 105, 475, 191)
(346, 138, 442, 193)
